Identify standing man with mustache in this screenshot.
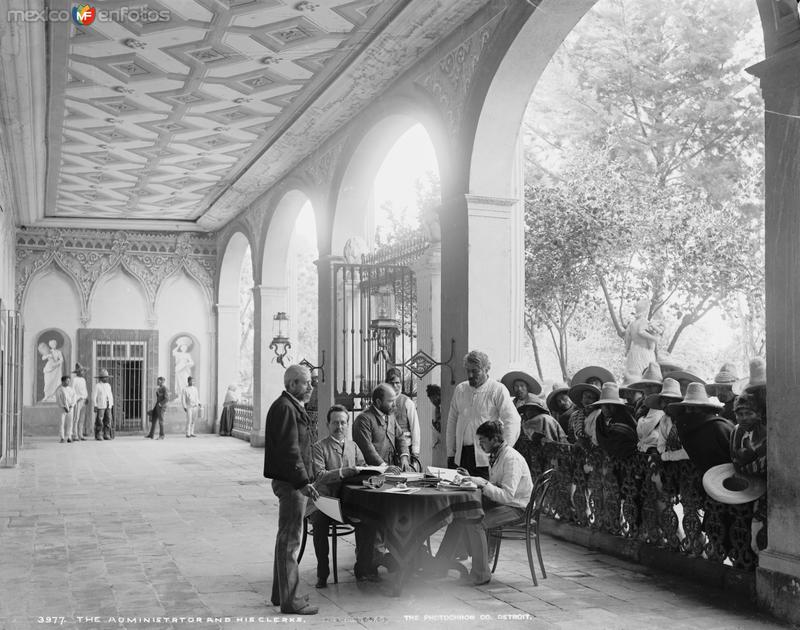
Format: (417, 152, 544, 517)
(446, 351, 519, 478)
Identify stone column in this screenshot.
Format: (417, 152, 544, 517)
(439, 191, 525, 455)
(749, 44, 800, 625)
(411, 242, 442, 467)
(215, 303, 239, 435)
(464, 194, 525, 371)
(251, 285, 289, 447)
(315, 254, 341, 440)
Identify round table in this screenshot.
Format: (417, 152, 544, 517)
(340, 484, 484, 593)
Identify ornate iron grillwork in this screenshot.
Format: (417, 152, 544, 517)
(519, 442, 763, 571)
(333, 261, 417, 410)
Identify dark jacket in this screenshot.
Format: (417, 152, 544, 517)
(595, 407, 638, 459)
(674, 413, 734, 475)
(353, 405, 408, 466)
(263, 391, 313, 489)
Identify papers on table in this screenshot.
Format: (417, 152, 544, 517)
(313, 496, 344, 522)
(426, 466, 459, 483)
(356, 464, 388, 473)
(384, 486, 420, 494)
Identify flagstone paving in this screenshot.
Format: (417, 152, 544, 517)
(0, 435, 793, 630)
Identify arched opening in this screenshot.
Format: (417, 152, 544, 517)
(329, 115, 444, 464)
(217, 230, 254, 430)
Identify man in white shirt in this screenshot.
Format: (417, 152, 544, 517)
(92, 368, 114, 440)
(71, 363, 88, 441)
(436, 420, 533, 585)
(55, 375, 77, 443)
(181, 376, 201, 437)
(446, 351, 519, 478)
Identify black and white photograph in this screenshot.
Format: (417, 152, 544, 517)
(0, 0, 797, 628)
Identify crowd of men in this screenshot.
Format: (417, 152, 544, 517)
(262, 352, 768, 614)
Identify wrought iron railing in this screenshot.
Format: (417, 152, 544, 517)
(522, 442, 764, 571)
(231, 403, 253, 440)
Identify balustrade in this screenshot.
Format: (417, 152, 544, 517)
(522, 442, 763, 571)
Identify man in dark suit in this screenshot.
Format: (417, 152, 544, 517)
(264, 365, 320, 615)
(353, 383, 412, 470)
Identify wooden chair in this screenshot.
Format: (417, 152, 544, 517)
(487, 468, 555, 586)
(298, 516, 355, 584)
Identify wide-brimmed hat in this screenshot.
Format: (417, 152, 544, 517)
(666, 382, 723, 413)
(703, 463, 766, 505)
(704, 363, 737, 395)
(572, 365, 615, 386)
(618, 377, 641, 397)
(517, 397, 550, 419)
(500, 370, 542, 396)
(643, 377, 681, 410)
(657, 357, 684, 375)
(629, 362, 664, 390)
(71, 362, 86, 375)
(663, 368, 706, 386)
(568, 382, 601, 407)
(546, 383, 571, 410)
(591, 382, 627, 407)
(94, 368, 110, 379)
(734, 358, 766, 395)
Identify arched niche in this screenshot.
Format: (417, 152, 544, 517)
(33, 327, 71, 405)
(167, 332, 200, 403)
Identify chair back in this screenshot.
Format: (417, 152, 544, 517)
(524, 468, 555, 525)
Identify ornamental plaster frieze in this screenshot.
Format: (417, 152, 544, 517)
(415, 10, 505, 136)
(15, 228, 217, 325)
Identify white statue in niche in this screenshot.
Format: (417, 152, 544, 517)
(172, 336, 195, 398)
(41, 339, 64, 402)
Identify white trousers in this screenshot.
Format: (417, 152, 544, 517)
(185, 406, 200, 436)
(73, 398, 86, 437)
(59, 409, 74, 440)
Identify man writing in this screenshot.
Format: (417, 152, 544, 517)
(310, 405, 379, 586)
(447, 351, 519, 477)
(436, 420, 533, 585)
(264, 365, 320, 615)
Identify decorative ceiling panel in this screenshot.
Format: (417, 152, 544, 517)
(45, 0, 393, 225)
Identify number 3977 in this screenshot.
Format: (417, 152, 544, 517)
(37, 617, 65, 624)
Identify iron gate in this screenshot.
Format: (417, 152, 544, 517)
(93, 340, 146, 433)
(333, 262, 416, 409)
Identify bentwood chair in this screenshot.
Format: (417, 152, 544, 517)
(298, 516, 355, 584)
(487, 468, 555, 586)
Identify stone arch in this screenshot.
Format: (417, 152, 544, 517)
(329, 95, 449, 256)
(216, 229, 254, 420)
(469, 0, 598, 197)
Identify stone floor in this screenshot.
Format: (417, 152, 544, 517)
(0, 435, 792, 630)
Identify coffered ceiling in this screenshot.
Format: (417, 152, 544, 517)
(44, 0, 393, 226)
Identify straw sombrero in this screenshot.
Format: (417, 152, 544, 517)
(572, 366, 615, 386)
(705, 363, 738, 396)
(591, 382, 627, 407)
(94, 368, 111, 379)
(663, 368, 706, 386)
(517, 397, 550, 419)
(703, 463, 766, 505)
(643, 378, 682, 410)
(733, 358, 766, 395)
(500, 370, 542, 396)
(546, 383, 570, 410)
(629, 363, 664, 390)
(71, 363, 86, 375)
(567, 382, 601, 407)
(665, 382, 723, 413)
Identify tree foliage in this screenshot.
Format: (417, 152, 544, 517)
(523, 0, 765, 374)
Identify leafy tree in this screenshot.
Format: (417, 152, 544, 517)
(523, 0, 765, 362)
